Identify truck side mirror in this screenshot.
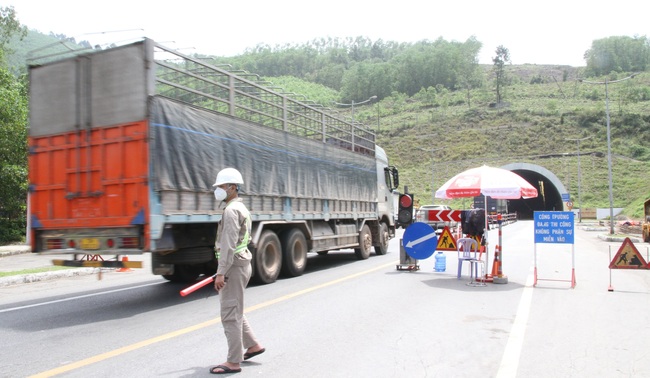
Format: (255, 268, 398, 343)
(385, 166, 399, 191)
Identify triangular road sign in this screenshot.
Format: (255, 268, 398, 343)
(609, 237, 649, 269)
(436, 226, 457, 251)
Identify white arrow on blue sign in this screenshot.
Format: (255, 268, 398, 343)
(402, 222, 438, 259)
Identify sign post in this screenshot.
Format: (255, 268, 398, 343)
(533, 211, 576, 288)
(397, 222, 438, 271)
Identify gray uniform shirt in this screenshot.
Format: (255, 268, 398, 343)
(215, 198, 252, 276)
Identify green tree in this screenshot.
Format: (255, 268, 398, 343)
(0, 6, 26, 61)
(390, 38, 481, 97)
(492, 45, 510, 104)
(455, 36, 483, 108)
(392, 45, 428, 95)
(308, 63, 346, 90)
(0, 6, 28, 242)
(584, 35, 650, 76)
(339, 61, 395, 102)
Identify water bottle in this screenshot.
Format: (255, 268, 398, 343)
(434, 251, 446, 272)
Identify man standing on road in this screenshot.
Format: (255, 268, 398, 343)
(210, 168, 265, 375)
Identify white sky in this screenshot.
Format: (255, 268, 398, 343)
(4, 0, 648, 66)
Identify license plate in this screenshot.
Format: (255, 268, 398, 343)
(81, 238, 100, 250)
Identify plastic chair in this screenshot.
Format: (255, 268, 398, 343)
(456, 238, 479, 280)
(467, 257, 487, 286)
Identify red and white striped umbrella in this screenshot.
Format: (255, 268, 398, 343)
(435, 165, 538, 200)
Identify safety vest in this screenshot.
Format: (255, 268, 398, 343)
(216, 200, 251, 259)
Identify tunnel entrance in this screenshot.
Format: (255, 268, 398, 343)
(498, 163, 567, 220)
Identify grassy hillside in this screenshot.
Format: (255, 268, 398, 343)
(345, 66, 650, 218)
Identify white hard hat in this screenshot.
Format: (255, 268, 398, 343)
(213, 168, 244, 186)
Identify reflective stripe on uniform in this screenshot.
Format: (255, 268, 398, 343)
(216, 200, 251, 259)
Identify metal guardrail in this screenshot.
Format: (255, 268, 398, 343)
(151, 42, 376, 157)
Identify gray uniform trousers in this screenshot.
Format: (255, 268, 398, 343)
(220, 254, 259, 363)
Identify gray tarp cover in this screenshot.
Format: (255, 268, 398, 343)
(150, 97, 378, 201)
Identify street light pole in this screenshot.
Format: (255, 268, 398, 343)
(333, 95, 377, 122)
(566, 135, 592, 223)
(580, 73, 638, 234)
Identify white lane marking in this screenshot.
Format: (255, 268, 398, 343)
(497, 271, 535, 378)
(0, 282, 162, 313)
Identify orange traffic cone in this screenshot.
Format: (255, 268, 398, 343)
(491, 244, 508, 284)
(490, 245, 500, 277)
(117, 256, 132, 272)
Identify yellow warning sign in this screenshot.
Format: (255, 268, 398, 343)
(609, 237, 649, 269)
(436, 226, 457, 251)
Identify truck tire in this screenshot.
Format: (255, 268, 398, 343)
(374, 222, 389, 255)
(354, 225, 372, 260)
(281, 229, 308, 277)
(253, 230, 282, 284)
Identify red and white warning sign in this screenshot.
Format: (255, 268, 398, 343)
(427, 209, 461, 222)
(609, 237, 649, 269)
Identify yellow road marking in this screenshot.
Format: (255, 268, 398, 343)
(29, 260, 397, 377)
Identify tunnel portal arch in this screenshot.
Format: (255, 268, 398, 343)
(499, 163, 568, 219)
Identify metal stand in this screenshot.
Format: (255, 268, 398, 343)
(467, 259, 487, 286)
(396, 240, 420, 271)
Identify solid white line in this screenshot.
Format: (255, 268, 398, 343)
(0, 282, 163, 313)
(496, 271, 535, 378)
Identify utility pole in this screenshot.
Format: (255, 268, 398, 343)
(579, 73, 638, 234)
(566, 136, 592, 223)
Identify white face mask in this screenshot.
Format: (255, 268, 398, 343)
(214, 187, 228, 201)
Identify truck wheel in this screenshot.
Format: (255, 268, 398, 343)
(253, 230, 282, 284)
(374, 222, 389, 255)
(354, 225, 372, 260)
(281, 229, 308, 277)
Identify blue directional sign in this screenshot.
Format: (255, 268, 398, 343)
(402, 222, 438, 259)
(534, 211, 574, 244)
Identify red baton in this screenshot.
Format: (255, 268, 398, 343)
(180, 274, 217, 297)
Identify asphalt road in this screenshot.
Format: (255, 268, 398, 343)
(1, 221, 649, 377)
